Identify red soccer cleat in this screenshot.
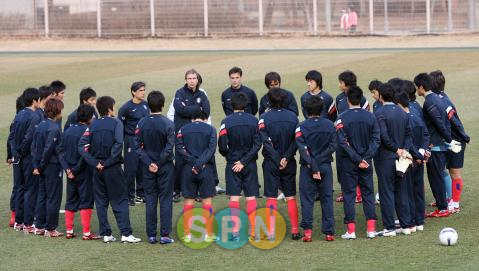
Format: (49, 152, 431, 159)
(325, 234, 335, 241)
(66, 232, 76, 239)
(302, 230, 312, 242)
(82, 233, 102, 240)
(335, 193, 344, 203)
(426, 209, 450, 218)
(45, 230, 65, 238)
(355, 196, 362, 204)
(34, 228, 45, 235)
(23, 225, 35, 234)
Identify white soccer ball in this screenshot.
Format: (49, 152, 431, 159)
(439, 228, 458, 246)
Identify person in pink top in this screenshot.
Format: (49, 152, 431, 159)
(348, 8, 358, 33)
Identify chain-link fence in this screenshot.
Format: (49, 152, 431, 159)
(0, 0, 477, 37)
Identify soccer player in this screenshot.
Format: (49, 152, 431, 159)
(395, 91, 430, 232)
(296, 96, 336, 242)
(300, 70, 334, 120)
(79, 96, 141, 243)
(331, 70, 368, 203)
(258, 72, 299, 116)
(218, 92, 262, 241)
(134, 91, 175, 245)
(118, 82, 150, 206)
(50, 80, 66, 127)
(221, 67, 258, 116)
(8, 88, 41, 232)
(368, 79, 382, 112)
(32, 98, 66, 237)
(176, 109, 217, 243)
(430, 70, 469, 212)
(64, 87, 98, 131)
(374, 83, 414, 236)
(258, 88, 301, 240)
(415, 73, 458, 218)
(62, 104, 100, 240)
(173, 69, 211, 201)
(402, 80, 424, 120)
(36, 85, 55, 119)
(336, 86, 380, 239)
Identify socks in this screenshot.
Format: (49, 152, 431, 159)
(287, 198, 299, 234)
(367, 220, 376, 232)
(229, 201, 240, 234)
(80, 209, 93, 234)
(452, 178, 463, 203)
(246, 199, 257, 236)
(202, 203, 214, 235)
(266, 198, 277, 235)
(356, 186, 362, 201)
(10, 211, 15, 224)
(65, 210, 75, 232)
(183, 204, 194, 234)
(347, 222, 356, 234)
(443, 170, 452, 199)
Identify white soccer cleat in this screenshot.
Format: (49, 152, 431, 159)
(121, 235, 141, 243)
(409, 226, 417, 233)
(103, 235, 116, 243)
(397, 228, 411, 235)
(416, 225, 424, 231)
(341, 232, 356, 240)
(377, 229, 397, 237)
(366, 231, 376, 239)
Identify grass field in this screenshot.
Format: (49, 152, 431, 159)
(1, 48, 479, 271)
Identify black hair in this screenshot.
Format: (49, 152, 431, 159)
(305, 70, 323, 89)
(96, 96, 115, 116)
(22, 88, 40, 107)
(50, 80, 66, 94)
(379, 83, 395, 102)
(16, 94, 25, 113)
(267, 88, 287, 109)
(347, 85, 363, 106)
(147, 90, 165, 113)
(394, 91, 410, 108)
(231, 92, 249, 111)
(414, 73, 433, 92)
(38, 85, 54, 101)
(388, 78, 404, 93)
(44, 98, 64, 119)
(192, 108, 209, 120)
(130, 81, 146, 97)
(264, 72, 281, 88)
(338, 70, 357, 87)
(79, 87, 97, 104)
(76, 104, 95, 123)
(401, 80, 417, 101)
(368, 80, 382, 91)
(429, 70, 446, 93)
(304, 95, 324, 117)
(229, 67, 243, 77)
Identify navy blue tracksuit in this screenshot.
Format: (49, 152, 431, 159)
(409, 100, 424, 121)
(296, 116, 336, 234)
(423, 92, 452, 211)
(372, 100, 382, 113)
(259, 109, 298, 198)
(221, 85, 258, 116)
(118, 100, 150, 200)
(7, 120, 16, 212)
(8, 107, 42, 225)
(134, 114, 175, 238)
(79, 116, 133, 237)
(62, 123, 94, 212)
(374, 103, 414, 230)
(218, 112, 261, 197)
(64, 108, 98, 132)
(336, 108, 380, 225)
(300, 90, 334, 120)
(173, 86, 211, 194)
(405, 111, 430, 227)
(176, 121, 217, 199)
(259, 88, 299, 116)
(32, 119, 65, 231)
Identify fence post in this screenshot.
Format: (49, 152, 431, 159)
(369, 0, 374, 34)
(384, 0, 389, 34)
(150, 0, 155, 37)
(325, 0, 331, 33)
(426, 0, 431, 34)
(259, 0, 263, 36)
(44, 0, 49, 37)
(447, 0, 453, 31)
(470, 0, 476, 30)
(97, 0, 101, 37)
(204, 0, 208, 37)
(313, 0, 318, 36)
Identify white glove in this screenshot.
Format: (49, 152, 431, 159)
(418, 148, 425, 157)
(396, 156, 412, 176)
(447, 140, 462, 153)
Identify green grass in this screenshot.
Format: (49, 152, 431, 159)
(1, 49, 479, 271)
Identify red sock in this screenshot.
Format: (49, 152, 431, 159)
(452, 178, 463, 202)
(347, 222, 356, 234)
(202, 203, 214, 235)
(65, 210, 75, 232)
(183, 204, 194, 234)
(229, 201, 240, 233)
(356, 186, 362, 200)
(367, 219, 376, 232)
(80, 209, 92, 234)
(246, 199, 257, 235)
(10, 211, 15, 224)
(266, 198, 277, 234)
(287, 198, 299, 234)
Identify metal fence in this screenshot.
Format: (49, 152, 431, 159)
(0, 0, 477, 37)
